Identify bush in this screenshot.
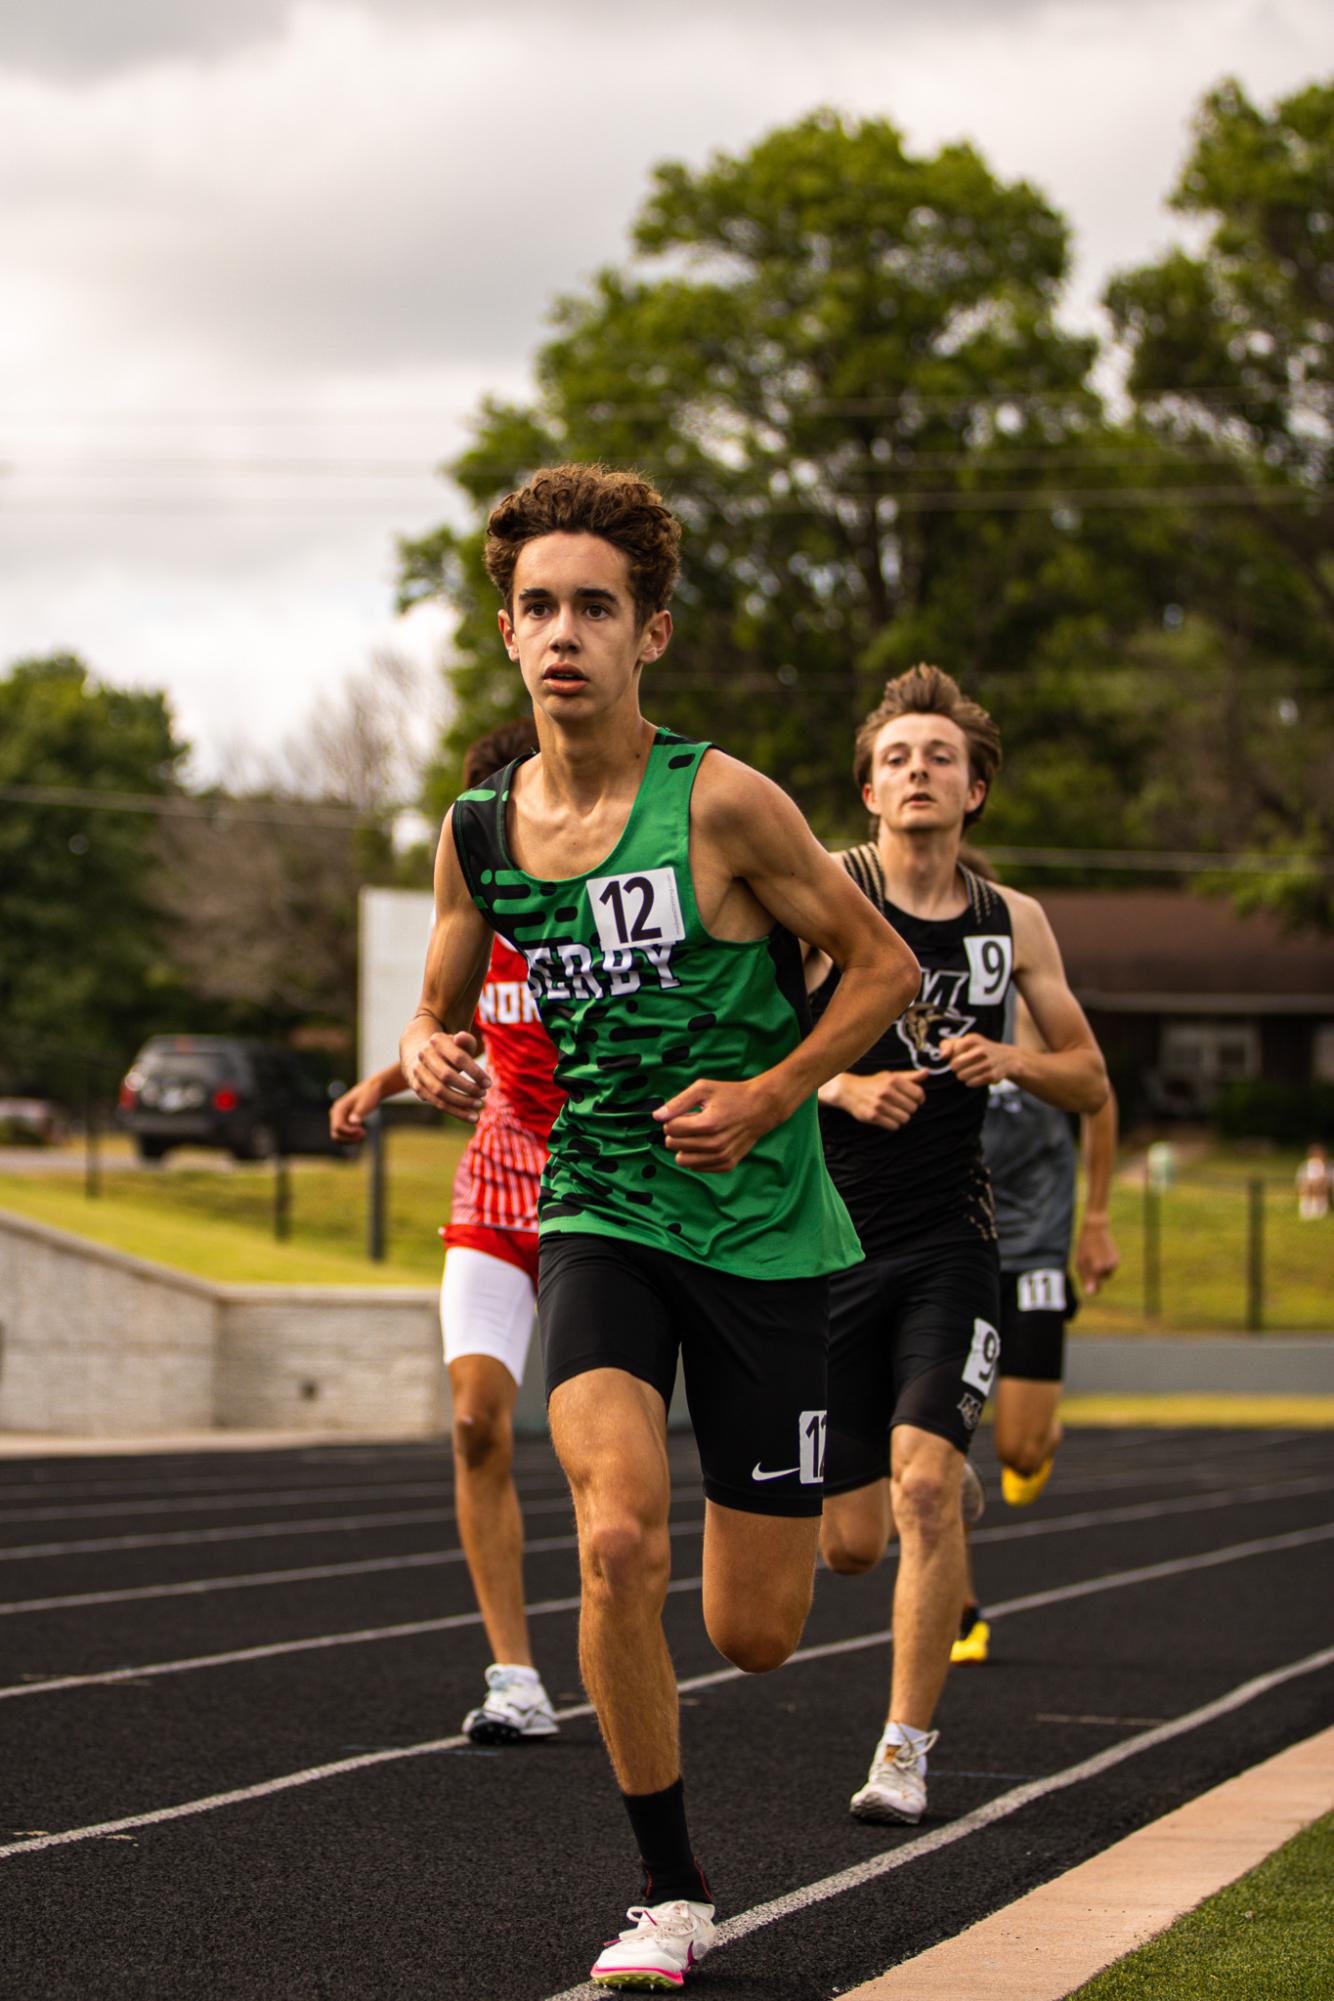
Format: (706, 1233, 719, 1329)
(1215, 1080, 1334, 1145)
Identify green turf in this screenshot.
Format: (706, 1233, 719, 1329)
(1068, 1813, 1334, 2000)
(0, 1137, 1329, 1324)
(0, 1126, 469, 1286)
(1074, 1145, 1331, 1335)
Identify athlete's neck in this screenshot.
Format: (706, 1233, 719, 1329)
(529, 706, 656, 816)
(875, 824, 967, 920)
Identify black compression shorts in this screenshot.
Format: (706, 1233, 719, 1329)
(538, 1232, 830, 1518)
(824, 1239, 1001, 1491)
(997, 1266, 1076, 1383)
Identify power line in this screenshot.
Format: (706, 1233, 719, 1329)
(2, 783, 1325, 876)
(984, 846, 1330, 877)
(0, 383, 1323, 424)
(0, 784, 367, 830)
(4, 485, 1326, 519)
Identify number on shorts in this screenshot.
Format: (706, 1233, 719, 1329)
(1018, 1269, 1067, 1313)
(799, 1409, 827, 1485)
(961, 1317, 1000, 1398)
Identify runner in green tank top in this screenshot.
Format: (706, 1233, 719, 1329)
(400, 464, 919, 1993)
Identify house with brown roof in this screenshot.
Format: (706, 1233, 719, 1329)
(1037, 890, 1334, 1118)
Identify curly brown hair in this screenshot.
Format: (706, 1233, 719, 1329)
(462, 715, 539, 790)
(854, 664, 1002, 829)
(484, 463, 682, 626)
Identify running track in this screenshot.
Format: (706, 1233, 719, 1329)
(1, 1428, 1331, 1999)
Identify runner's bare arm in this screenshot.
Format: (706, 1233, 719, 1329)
(655, 760, 919, 1171)
(1076, 1083, 1120, 1294)
(329, 1064, 407, 1142)
(940, 889, 1107, 1112)
(399, 809, 495, 1122)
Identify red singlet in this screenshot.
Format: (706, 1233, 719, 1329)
(442, 937, 562, 1280)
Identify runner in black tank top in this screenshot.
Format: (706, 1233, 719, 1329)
(809, 666, 1109, 1832)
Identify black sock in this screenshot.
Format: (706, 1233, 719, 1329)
(620, 1777, 712, 1908)
(959, 1602, 982, 1640)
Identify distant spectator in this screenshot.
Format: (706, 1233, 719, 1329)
(1295, 1142, 1331, 1221)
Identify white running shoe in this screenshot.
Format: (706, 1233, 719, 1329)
(461, 1664, 558, 1744)
(590, 1900, 717, 1991)
(850, 1727, 939, 1824)
(961, 1458, 986, 1525)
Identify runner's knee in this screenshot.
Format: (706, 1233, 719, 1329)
(452, 1398, 513, 1473)
(892, 1460, 957, 1540)
(820, 1513, 885, 1575)
(707, 1606, 804, 1674)
(582, 1511, 671, 1604)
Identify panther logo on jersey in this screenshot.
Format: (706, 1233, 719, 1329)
(895, 968, 975, 1073)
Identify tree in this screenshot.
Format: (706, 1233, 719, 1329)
(1105, 77, 1334, 926)
(153, 650, 440, 1035)
(0, 654, 187, 1099)
(400, 111, 1104, 834)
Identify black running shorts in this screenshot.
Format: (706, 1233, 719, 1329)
(997, 1267, 1076, 1383)
(824, 1238, 1001, 1491)
(538, 1232, 829, 1518)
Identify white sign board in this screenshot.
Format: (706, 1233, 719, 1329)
(358, 886, 435, 1093)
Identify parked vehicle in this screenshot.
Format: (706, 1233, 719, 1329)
(117, 1037, 350, 1162)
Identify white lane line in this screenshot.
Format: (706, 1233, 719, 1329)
(3, 1474, 1329, 1683)
(0, 1497, 573, 1563)
(544, 1639, 1334, 2001)
(0, 1517, 1330, 1864)
(969, 1471, 1334, 1545)
(0, 1578, 704, 1706)
(0, 1519, 700, 1619)
(0, 1480, 572, 1527)
(7, 1469, 1326, 1566)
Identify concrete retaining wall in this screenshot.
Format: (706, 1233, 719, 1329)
(1067, 1334, 1334, 1396)
(0, 1211, 447, 1438)
(3, 1209, 1329, 1440)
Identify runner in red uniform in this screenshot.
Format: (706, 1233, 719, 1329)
(330, 718, 567, 1742)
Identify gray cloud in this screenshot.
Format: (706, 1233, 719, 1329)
(1, 0, 1171, 82)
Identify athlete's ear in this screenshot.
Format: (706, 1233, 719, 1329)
(638, 608, 672, 665)
(967, 778, 987, 817)
(862, 780, 878, 813)
(498, 606, 519, 661)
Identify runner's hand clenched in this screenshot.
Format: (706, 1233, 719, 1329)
(653, 1076, 780, 1173)
(407, 1030, 490, 1123)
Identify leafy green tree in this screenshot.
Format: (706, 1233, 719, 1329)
(401, 111, 1105, 835)
(1105, 77, 1334, 925)
(0, 655, 187, 1099)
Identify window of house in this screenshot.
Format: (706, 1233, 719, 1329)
(1160, 1021, 1260, 1084)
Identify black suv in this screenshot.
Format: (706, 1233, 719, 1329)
(118, 1037, 348, 1163)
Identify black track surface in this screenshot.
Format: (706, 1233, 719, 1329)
(1, 1427, 1331, 2000)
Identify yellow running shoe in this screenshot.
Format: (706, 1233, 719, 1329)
(951, 1613, 990, 1665)
(1001, 1457, 1054, 1507)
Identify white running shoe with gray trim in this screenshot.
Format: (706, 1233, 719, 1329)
(461, 1664, 558, 1744)
(590, 1899, 717, 1991)
(849, 1727, 939, 1824)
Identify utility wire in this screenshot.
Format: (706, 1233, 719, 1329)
(2, 783, 1325, 875)
(5, 486, 1326, 518)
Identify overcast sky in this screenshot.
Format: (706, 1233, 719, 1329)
(2, 0, 1327, 782)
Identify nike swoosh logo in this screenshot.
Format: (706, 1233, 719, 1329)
(750, 1463, 800, 1482)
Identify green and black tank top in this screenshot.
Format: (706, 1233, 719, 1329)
(451, 728, 862, 1281)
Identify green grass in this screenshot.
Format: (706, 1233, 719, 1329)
(0, 1127, 469, 1287)
(1068, 1812, 1334, 2000)
(0, 1134, 1329, 1324)
(1076, 1144, 1332, 1334)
